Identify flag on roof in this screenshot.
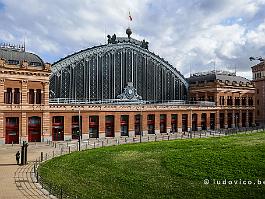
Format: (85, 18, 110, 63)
(129, 11, 132, 21)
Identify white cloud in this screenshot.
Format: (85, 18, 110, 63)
(0, 0, 265, 80)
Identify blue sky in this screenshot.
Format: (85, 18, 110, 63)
(0, 0, 265, 79)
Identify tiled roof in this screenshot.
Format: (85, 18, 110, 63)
(0, 48, 44, 66)
(188, 71, 251, 84)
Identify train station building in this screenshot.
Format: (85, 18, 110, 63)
(0, 30, 257, 144)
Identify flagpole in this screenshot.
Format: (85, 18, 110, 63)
(104, 24, 106, 44)
(128, 11, 132, 28)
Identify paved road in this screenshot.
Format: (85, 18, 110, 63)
(0, 143, 56, 199)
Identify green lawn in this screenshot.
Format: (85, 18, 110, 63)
(39, 132, 265, 199)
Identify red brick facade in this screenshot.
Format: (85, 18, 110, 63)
(0, 53, 257, 144)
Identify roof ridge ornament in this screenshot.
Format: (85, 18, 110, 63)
(0, 42, 25, 52)
(107, 34, 117, 44)
(126, 27, 132, 38)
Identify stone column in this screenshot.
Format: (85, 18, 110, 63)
(215, 93, 219, 106)
(224, 95, 227, 106)
(21, 112, 27, 142)
(246, 110, 249, 127)
(42, 82, 49, 105)
(188, 111, 192, 132)
(142, 112, 148, 135)
(197, 113, 202, 131)
(215, 111, 220, 129)
(42, 112, 51, 141)
(128, 113, 135, 137)
(0, 112, 4, 144)
(82, 113, 89, 140)
(114, 112, 121, 137)
(64, 114, 72, 141)
(155, 113, 160, 134)
(99, 113, 106, 138)
(167, 113, 172, 133)
(232, 110, 235, 128)
(177, 114, 182, 132)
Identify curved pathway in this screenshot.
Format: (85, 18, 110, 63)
(0, 143, 56, 199)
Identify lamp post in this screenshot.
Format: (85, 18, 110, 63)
(190, 106, 193, 138)
(139, 103, 143, 143)
(78, 106, 81, 151)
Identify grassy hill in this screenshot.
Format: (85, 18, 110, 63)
(39, 132, 265, 199)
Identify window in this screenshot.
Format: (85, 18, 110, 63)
(242, 97, 246, 106)
(30, 62, 42, 67)
(36, 89, 41, 104)
(29, 89, 35, 104)
(7, 60, 19, 65)
(257, 99, 259, 105)
(248, 97, 253, 106)
(208, 96, 214, 102)
(257, 89, 259, 94)
(89, 116, 98, 123)
(190, 97, 196, 101)
(235, 97, 240, 106)
(227, 96, 233, 106)
(4, 88, 12, 104)
(219, 96, 225, 105)
(14, 88, 20, 104)
(198, 96, 205, 101)
(53, 116, 64, 124)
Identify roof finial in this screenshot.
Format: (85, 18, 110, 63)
(126, 27, 132, 39)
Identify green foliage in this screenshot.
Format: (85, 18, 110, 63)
(39, 132, 265, 199)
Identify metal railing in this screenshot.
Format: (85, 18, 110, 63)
(49, 98, 216, 107)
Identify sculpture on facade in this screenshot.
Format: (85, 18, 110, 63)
(107, 34, 117, 44)
(141, 40, 149, 50)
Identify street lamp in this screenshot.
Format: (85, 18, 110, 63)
(78, 106, 81, 151)
(137, 101, 144, 143)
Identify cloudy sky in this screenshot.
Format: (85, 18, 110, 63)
(0, 0, 265, 79)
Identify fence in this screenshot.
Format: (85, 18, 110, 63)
(32, 126, 265, 199)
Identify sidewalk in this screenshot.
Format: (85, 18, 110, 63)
(0, 143, 56, 199)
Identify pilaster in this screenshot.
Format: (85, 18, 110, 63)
(21, 80, 28, 105)
(0, 78, 5, 104)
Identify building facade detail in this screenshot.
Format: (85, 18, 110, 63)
(117, 82, 142, 100)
